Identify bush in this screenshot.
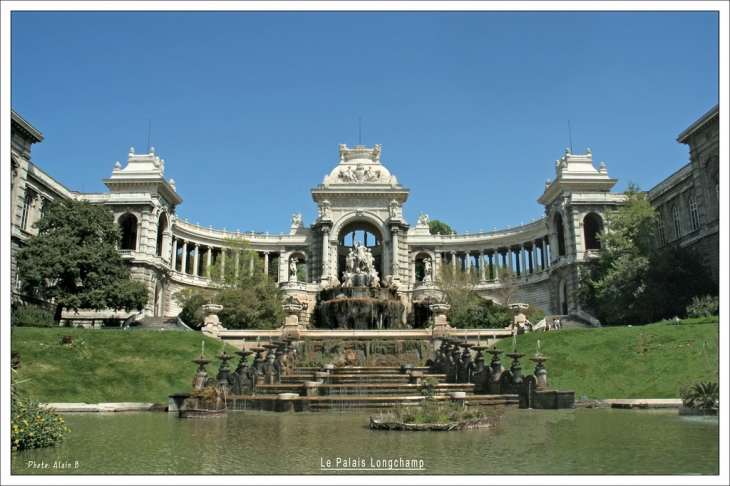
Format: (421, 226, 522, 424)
(685, 295, 719, 319)
(182, 385, 225, 411)
(11, 305, 56, 328)
(679, 381, 719, 410)
(393, 400, 488, 424)
(11, 378, 70, 451)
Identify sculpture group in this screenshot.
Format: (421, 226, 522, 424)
(341, 241, 380, 288)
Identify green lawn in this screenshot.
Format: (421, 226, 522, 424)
(11, 327, 225, 404)
(10, 318, 718, 403)
(513, 317, 719, 399)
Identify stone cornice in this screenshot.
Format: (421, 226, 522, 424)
(311, 188, 409, 203)
(677, 105, 719, 144)
(538, 179, 618, 206)
(11, 110, 44, 143)
(103, 176, 183, 206)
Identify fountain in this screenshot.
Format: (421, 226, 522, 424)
(528, 339, 550, 388)
(191, 341, 213, 389)
(179, 341, 227, 418)
(459, 341, 474, 383)
(214, 341, 236, 389)
(471, 341, 488, 375)
(318, 246, 405, 329)
(171, 296, 574, 414)
(230, 340, 256, 396)
(251, 336, 267, 376)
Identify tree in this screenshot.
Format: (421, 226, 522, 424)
(433, 264, 510, 328)
(577, 183, 716, 325)
(15, 199, 148, 322)
(428, 220, 455, 236)
(204, 237, 286, 330)
(496, 268, 520, 306)
(600, 182, 657, 261)
(173, 287, 215, 328)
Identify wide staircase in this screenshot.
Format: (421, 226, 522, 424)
(226, 363, 520, 413)
(128, 316, 186, 331)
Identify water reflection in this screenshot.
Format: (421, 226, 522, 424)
(11, 409, 718, 475)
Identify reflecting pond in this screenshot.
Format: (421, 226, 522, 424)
(11, 408, 718, 476)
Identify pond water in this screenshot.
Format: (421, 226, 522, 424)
(11, 408, 718, 476)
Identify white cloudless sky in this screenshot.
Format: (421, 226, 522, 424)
(6, 6, 724, 237)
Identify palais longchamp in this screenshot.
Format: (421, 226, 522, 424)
(9, 106, 719, 328)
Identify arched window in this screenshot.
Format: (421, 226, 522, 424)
(156, 213, 168, 257)
(688, 195, 700, 231)
(672, 205, 681, 240)
(583, 213, 602, 250)
(656, 214, 666, 247)
(20, 194, 32, 230)
(118, 213, 138, 250)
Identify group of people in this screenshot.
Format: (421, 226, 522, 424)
(547, 317, 563, 331)
(525, 317, 563, 332)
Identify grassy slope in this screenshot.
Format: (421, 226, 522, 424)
(11, 327, 225, 404)
(11, 319, 719, 403)
(514, 319, 719, 399)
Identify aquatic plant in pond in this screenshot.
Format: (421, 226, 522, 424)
(391, 400, 491, 425)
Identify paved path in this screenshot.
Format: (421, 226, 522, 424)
(40, 402, 167, 412)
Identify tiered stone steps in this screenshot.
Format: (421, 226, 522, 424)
(127, 316, 184, 331)
(225, 363, 520, 413)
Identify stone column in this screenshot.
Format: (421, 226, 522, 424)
(171, 238, 178, 271)
(220, 249, 226, 278)
(139, 212, 150, 254)
(451, 251, 457, 274)
(545, 236, 551, 268)
(520, 244, 526, 277)
(264, 251, 269, 275)
(193, 244, 200, 276)
(465, 251, 471, 273)
(321, 226, 331, 278)
(532, 241, 538, 273)
(206, 247, 212, 278)
(494, 250, 501, 279)
(479, 250, 486, 281)
(507, 247, 512, 274)
(391, 228, 400, 277)
(181, 241, 188, 274)
(136, 221, 143, 253)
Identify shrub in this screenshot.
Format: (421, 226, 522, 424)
(685, 295, 719, 319)
(419, 376, 439, 399)
(11, 305, 56, 328)
(679, 381, 719, 410)
(182, 385, 225, 411)
(11, 378, 70, 451)
(393, 400, 488, 424)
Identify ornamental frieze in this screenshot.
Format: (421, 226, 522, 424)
(337, 162, 382, 183)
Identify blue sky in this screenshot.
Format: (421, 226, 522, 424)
(7, 7, 724, 236)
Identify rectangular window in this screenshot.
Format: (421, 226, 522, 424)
(672, 205, 681, 239)
(20, 194, 31, 230)
(688, 195, 700, 231)
(656, 215, 665, 246)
